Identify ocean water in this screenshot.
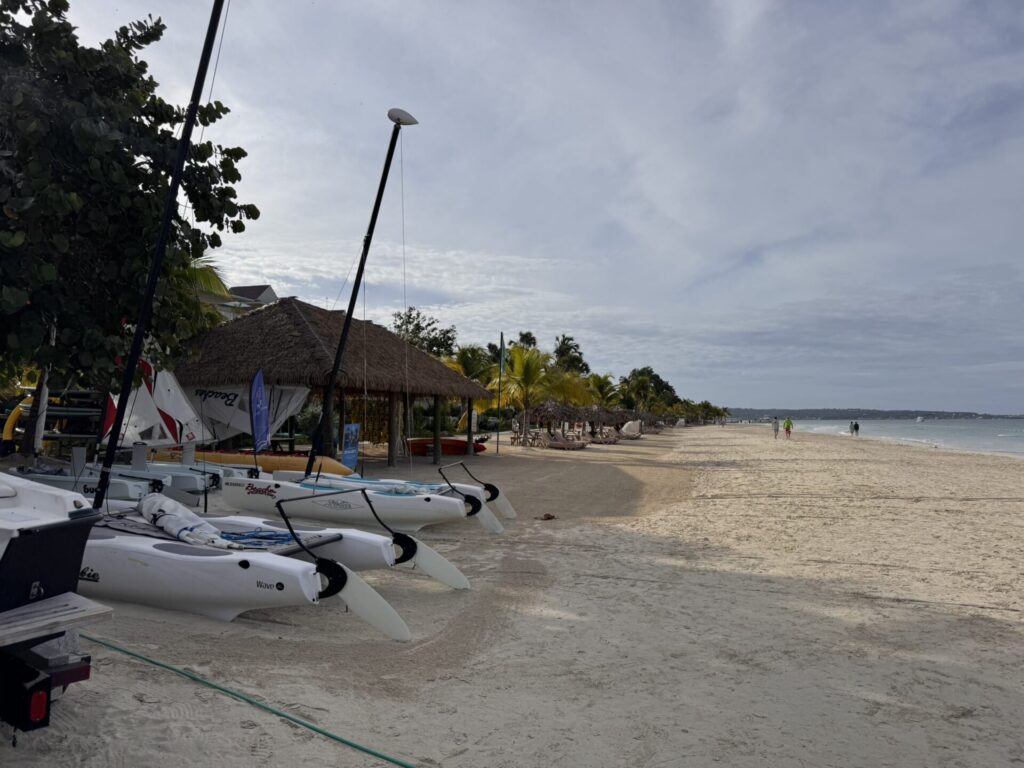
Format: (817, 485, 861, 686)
(793, 419, 1024, 458)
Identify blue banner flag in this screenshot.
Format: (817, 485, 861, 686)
(249, 368, 271, 453)
(499, 332, 506, 375)
(342, 423, 361, 469)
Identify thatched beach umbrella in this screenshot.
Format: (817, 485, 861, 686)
(532, 399, 569, 429)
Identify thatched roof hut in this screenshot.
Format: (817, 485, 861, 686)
(176, 297, 489, 400)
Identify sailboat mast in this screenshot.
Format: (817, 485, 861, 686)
(306, 109, 417, 477)
(93, 0, 226, 510)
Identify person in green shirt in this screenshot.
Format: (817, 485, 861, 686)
(783, 417, 793, 439)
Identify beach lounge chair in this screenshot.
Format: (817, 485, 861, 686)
(589, 429, 618, 445)
(537, 432, 586, 450)
(559, 429, 590, 446)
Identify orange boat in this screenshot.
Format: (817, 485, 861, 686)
(154, 449, 352, 476)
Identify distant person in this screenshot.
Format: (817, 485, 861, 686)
(772, 417, 780, 439)
(854, 421, 860, 436)
(783, 417, 793, 439)
(849, 421, 855, 435)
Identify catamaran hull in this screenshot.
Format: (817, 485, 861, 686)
(207, 515, 395, 572)
(222, 477, 471, 533)
(382, 478, 517, 521)
(4, 469, 149, 502)
(205, 515, 470, 590)
(272, 473, 507, 532)
(99, 464, 207, 493)
(80, 529, 321, 621)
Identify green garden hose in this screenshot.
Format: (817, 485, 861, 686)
(81, 633, 416, 768)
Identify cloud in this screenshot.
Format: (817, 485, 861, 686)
(69, 0, 1024, 412)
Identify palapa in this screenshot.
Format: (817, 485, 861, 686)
(175, 298, 490, 400)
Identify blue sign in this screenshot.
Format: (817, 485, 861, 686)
(342, 423, 360, 469)
(250, 369, 270, 453)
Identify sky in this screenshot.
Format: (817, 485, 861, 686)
(67, 1, 1024, 413)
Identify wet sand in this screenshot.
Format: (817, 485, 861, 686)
(6, 425, 1023, 766)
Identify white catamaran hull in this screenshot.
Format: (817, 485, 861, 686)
(206, 515, 470, 590)
(4, 467, 150, 502)
(81, 528, 320, 620)
(81, 518, 411, 640)
(222, 477, 480, 533)
(369, 476, 517, 520)
(97, 463, 208, 493)
(272, 471, 509, 529)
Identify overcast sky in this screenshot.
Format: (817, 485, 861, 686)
(69, 1, 1024, 412)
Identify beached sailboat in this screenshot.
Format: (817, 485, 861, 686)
(273, 466, 518, 521)
(78, 494, 438, 639)
(222, 473, 504, 532)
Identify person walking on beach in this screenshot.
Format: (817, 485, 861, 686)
(853, 421, 860, 436)
(772, 417, 780, 439)
(783, 417, 793, 439)
(849, 421, 855, 435)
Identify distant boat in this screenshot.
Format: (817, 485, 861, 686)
(916, 416, 925, 423)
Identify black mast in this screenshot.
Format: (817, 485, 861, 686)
(93, 0, 226, 510)
(305, 108, 418, 477)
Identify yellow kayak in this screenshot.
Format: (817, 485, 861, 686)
(154, 450, 352, 476)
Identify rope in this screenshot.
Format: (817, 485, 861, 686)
(80, 633, 417, 768)
(400, 131, 413, 469)
(329, 254, 360, 311)
(361, 276, 369, 475)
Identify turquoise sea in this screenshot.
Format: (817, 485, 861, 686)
(794, 418, 1024, 458)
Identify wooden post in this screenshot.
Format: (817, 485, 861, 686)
(387, 391, 399, 467)
(338, 390, 346, 448)
(433, 395, 442, 465)
(466, 397, 474, 455)
(336, 390, 345, 459)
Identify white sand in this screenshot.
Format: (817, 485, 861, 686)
(5, 426, 1022, 766)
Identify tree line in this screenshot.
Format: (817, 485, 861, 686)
(391, 308, 729, 431)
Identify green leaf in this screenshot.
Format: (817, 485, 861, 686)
(0, 231, 26, 248)
(1, 285, 29, 313)
(51, 233, 69, 253)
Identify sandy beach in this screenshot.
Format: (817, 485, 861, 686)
(5, 425, 1022, 767)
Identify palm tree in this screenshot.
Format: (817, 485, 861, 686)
(446, 345, 494, 387)
(553, 334, 590, 374)
(545, 368, 589, 406)
(587, 373, 619, 408)
(491, 345, 550, 438)
(185, 254, 231, 298)
(630, 375, 653, 415)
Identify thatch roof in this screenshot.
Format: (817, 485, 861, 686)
(176, 298, 490, 399)
(532, 400, 572, 423)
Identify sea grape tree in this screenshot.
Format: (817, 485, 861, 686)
(0, 0, 259, 387)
